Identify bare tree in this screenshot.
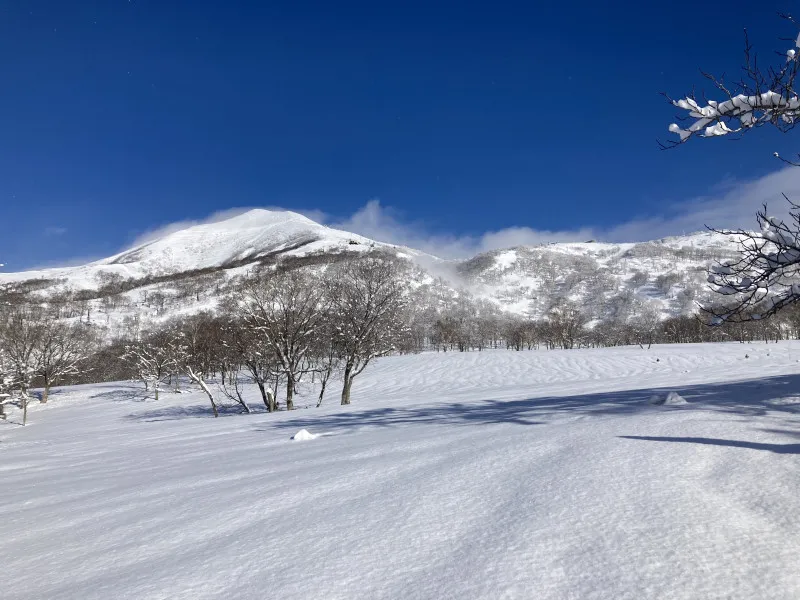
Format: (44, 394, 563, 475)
(326, 256, 410, 405)
(239, 269, 328, 410)
(175, 313, 224, 418)
(221, 316, 278, 412)
(122, 330, 178, 401)
(629, 302, 662, 349)
(35, 321, 93, 403)
(703, 201, 800, 323)
(310, 311, 341, 407)
(0, 305, 43, 425)
(546, 303, 586, 350)
(0, 347, 14, 420)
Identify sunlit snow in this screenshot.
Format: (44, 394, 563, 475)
(2, 342, 800, 599)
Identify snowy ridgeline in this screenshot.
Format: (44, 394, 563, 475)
(0, 209, 740, 332)
(2, 343, 800, 599)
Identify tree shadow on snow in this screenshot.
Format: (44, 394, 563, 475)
(124, 404, 254, 422)
(92, 389, 151, 403)
(619, 435, 800, 454)
(266, 374, 800, 435)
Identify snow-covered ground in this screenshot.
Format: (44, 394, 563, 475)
(3, 343, 800, 599)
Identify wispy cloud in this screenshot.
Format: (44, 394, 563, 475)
(327, 200, 595, 258)
(43, 226, 67, 237)
(106, 165, 800, 263)
(327, 167, 800, 257)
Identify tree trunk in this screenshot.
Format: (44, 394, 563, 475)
(341, 377, 353, 405)
(257, 381, 276, 412)
(256, 381, 267, 408)
(198, 379, 219, 418)
(317, 364, 332, 408)
(22, 390, 28, 426)
(154, 384, 159, 402)
(232, 378, 251, 414)
(341, 363, 354, 405)
(286, 377, 294, 411)
(188, 367, 219, 418)
(41, 383, 50, 404)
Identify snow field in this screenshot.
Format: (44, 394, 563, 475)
(2, 342, 800, 599)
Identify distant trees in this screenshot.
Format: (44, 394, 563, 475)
(36, 321, 93, 403)
(545, 304, 587, 350)
(0, 305, 91, 424)
(0, 346, 14, 420)
(123, 331, 179, 402)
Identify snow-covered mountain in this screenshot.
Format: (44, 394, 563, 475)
(0, 209, 424, 288)
(456, 231, 740, 319)
(100, 209, 404, 274)
(0, 208, 741, 321)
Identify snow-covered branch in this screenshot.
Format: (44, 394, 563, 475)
(704, 198, 800, 323)
(666, 19, 800, 150)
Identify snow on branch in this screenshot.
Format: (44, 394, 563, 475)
(664, 18, 800, 150)
(704, 196, 800, 324)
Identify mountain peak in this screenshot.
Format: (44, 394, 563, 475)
(208, 208, 320, 230)
(90, 207, 377, 275)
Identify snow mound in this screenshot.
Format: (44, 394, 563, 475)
(648, 391, 688, 406)
(291, 429, 319, 441)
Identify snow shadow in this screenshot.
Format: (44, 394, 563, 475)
(91, 389, 151, 403)
(619, 436, 800, 454)
(269, 374, 800, 434)
(125, 404, 260, 421)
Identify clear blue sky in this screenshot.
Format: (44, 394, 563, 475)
(2, 0, 798, 269)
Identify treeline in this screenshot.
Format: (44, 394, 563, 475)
(3, 251, 800, 422)
(408, 289, 795, 352)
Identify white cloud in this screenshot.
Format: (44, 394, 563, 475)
(44, 226, 67, 237)
(116, 165, 800, 262)
(328, 167, 800, 257)
(327, 200, 595, 258)
(603, 166, 800, 242)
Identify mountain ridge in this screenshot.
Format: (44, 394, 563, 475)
(0, 209, 740, 320)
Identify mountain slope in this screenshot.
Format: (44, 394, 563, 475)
(100, 209, 384, 273)
(0, 209, 425, 289)
(0, 209, 741, 321)
(456, 231, 740, 318)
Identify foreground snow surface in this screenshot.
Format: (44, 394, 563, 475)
(3, 343, 800, 600)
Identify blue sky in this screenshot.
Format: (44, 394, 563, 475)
(3, 0, 800, 269)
